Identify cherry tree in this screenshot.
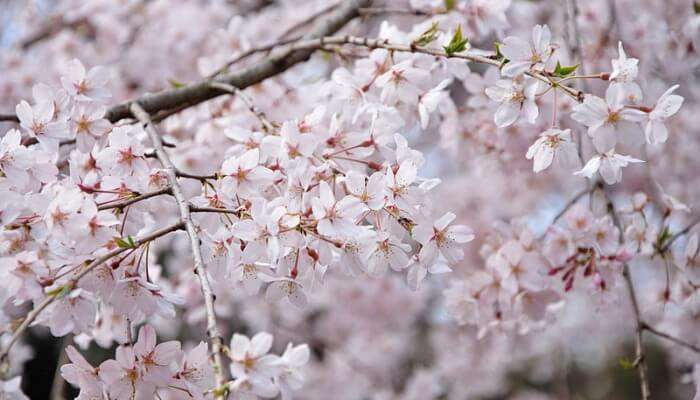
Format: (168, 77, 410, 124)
(0, 0, 699, 399)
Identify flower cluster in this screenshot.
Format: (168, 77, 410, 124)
(60, 326, 309, 400)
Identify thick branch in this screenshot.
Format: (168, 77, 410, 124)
(105, 0, 371, 123)
(0, 114, 19, 123)
(130, 103, 228, 398)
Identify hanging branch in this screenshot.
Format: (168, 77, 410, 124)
(601, 186, 651, 400)
(129, 102, 229, 398)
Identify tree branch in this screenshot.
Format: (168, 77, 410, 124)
(105, 0, 372, 123)
(130, 103, 228, 398)
(601, 186, 651, 400)
(642, 322, 700, 354)
(208, 81, 276, 132)
(658, 215, 700, 254)
(96, 187, 172, 211)
(0, 114, 19, 123)
(243, 35, 584, 102)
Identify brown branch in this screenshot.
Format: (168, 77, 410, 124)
(105, 0, 372, 123)
(642, 322, 700, 354)
(5, 2, 586, 127)
(190, 206, 243, 216)
(18, 15, 90, 49)
(0, 114, 19, 123)
(205, 36, 303, 79)
(96, 187, 172, 211)
(209, 81, 276, 133)
(548, 186, 592, 228)
(175, 171, 219, 181)
(130, 103, 228, 398)
(658, 215, 700, 254)
(277, 2, 344, 40)
(358, 7, 439, 16)
(0, 221, 184, 364)
(246, 35, 584, 102)
(601, 185, 651, 400)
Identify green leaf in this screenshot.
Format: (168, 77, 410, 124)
(412, 21, 440, 47)
(444, 0, 456, 11)
(46, 284, 70, 297)
(493, 42, 504, 61)
(115, 236, 137, 249)
(552, 61, 579, 78)
(168, 78, 185, 88)
(655, 226, 672, 251)
(443, 25, 468, 55)
(618, 357, 635, 370)
(694, 1, 700, 14)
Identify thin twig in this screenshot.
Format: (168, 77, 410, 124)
(358, 7, 439, 16)
(205, 36, 302, 79)
(256, 35, 584, 102)
(18, 15, 90, 49)
(97, 187, 172, 211)
(209, 81, 276, 133)
(277, 1, 342, 40)
(130, 102, 228, 398)
(563, 0, 589, 162)
(190, 206, 243, 216)
(175, 171, 219, 181)
(658, 215, 700, 254)
(642, 322, 700, 354)
(550, 186, 591, 226)
(601, 185, 651, 400)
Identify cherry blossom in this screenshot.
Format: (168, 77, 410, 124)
(499, 25, 554, 77)
(15, 100, 69, 152)
(69, 102, 112, 152)
(575, 149, 644, 184)
(571, 85, 645, 152)
(61, 59, 111, 102)
(414, 212, 474, 265)
(485, 77, 539, 127)
(220, 148, 274, 198)
(644, 85, 684, 145)
(525, 128, 578, 173)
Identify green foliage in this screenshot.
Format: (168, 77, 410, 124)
(413, 22, 439, 47)
(552, 61, 579, 78)
(443, 25, 468, 55)
(115, 235, 137, 249)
